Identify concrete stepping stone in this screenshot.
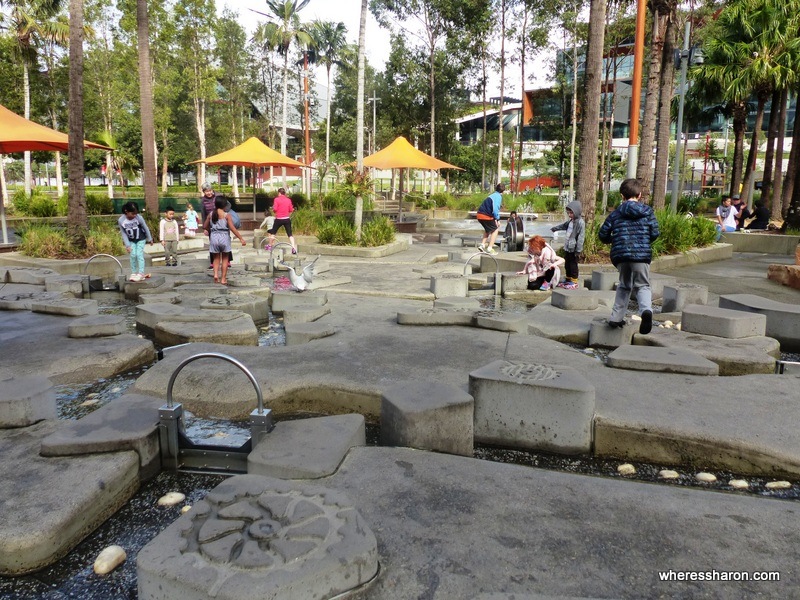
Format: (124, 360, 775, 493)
(591, 268, 618, 291)
(284, 321, 335, 345)
(551, 288, 599, 311)
(136, 475, 378, 600)
(44, 274, 89, 297)
(123, 275, 166, 300)
(474, 309, 529, 333)
(68, 314, 126, 338)
(662, 283, 708, 313)
(136, 303, 202, 335)
(381, 381, 474, 456)
(31, 297, 98, 317)
(156, 312, 258, 346)
(430, 273, 469, 298)
(1, 266, 59, 285)
(397, 306, 475, 326)
(201, 294, 270, 324)
(171, 282, 226, 299)
(635, 327, 778, 375)
(283, 304, 331, 325)
(0, 421, 139, 575)
(0, 375, 56, 427)
(40, 393, 163, 475)
(434, 296, 482, 309)
(224, 274, 263, 287)
(0, 291, 65, 310)
(649, 273, 678, 300)
(588, 317, 637, 348)
(499, 273, 529, 294)
(526, 303, 608, 345)
(607, 345, 719, 375)
(469, 360, 595, 454)
(139, 291, 181, 304)
(307, 274, 352, 290)
(719, 293, 800, 352)
(681, 304, 766, 339)
(248, 414, 365, 478)
(271, 289, 327, 313)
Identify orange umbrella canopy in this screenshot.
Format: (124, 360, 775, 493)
(192, 137, 305, 167)
(363, 136, 462, 170)
(0, 103, 111, 153)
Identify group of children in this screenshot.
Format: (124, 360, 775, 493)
(514, 178, 660, 335)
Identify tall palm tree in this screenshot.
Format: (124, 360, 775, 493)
(4, 0, 68, 197)
(355, 0, 367, 239)
(256, 0, 312, 186)
(311, 20, 347, 168)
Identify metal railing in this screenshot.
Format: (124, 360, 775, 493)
(463, 252, 500, 296)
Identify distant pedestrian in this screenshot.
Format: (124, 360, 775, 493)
(746, 200, 770, 230)
(715, 196, 739, 240)
(118, 201, 153, 282)
(199, 183, 219, 224)
(184, 202, 199, 238)
(159, 206, 180, 266)
(476, 183, 505, 255)
(730, 195, 749, 230)
(204, 196, 246, 285)
(264, 188, 297, 254)
(550, 200, 585, 289)
(517, 235, 564, 291)
(598, 178, 660, 334)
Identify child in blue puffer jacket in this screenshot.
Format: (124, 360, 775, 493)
(598, 178, 660, 334)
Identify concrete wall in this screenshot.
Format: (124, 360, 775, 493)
(721, 232, 800, 255)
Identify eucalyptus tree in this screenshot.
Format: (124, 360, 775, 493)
(215, 9, 249, 197)
(310, 19, 348, 168)
(135, 0, 157, 212)
(2, 0, 68, 196)
(575, 0, 607, 224)
(255, 0, 313, 186)
(67, 0, 87, 245)
(174, 0, 217, 190)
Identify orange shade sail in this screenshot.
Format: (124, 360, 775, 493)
(191, 137, 305, 168)
(0, 103, 111, 153)
(362, 136, 462, 170)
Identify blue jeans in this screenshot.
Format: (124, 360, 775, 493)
(715, 225, 735, 241)
(129, 240, 146, 274)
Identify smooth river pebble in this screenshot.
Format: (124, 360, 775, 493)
(765, 481, 791, 490)
(658, 470, 679, 480)
(695, 472, 717, 483)
(617, 463, 636, 476)
(157, 492, 186, 507)
(729, 479, 749, 489)
(93, 545, 126, 575)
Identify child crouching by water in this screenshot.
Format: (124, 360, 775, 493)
(517, 235, 565, 291)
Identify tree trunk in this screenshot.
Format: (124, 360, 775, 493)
(354, 0, 367, 238)
(161, 134, 169, 195)
(0, 156, 8, 205)
(771, 87, 788, 221)
(729, 101, 747, 196)
(281, 52, 289, 188)
(781, 82, 800, 222)
(325, 64, 332, 168)
(740, 93, 767, 207)
(636, 9, 665, 201)
(496, 0, 506, 183)
(517, 8, 528, 192)
(429, 43, 436, 196)
(67, 0, 88, 246)
(23, 60, 32, 197)
(481, 43, 487, 188)
(137, 0, 158, 215)
(651, 13, 676, 209)
(569, 29, 577, 200)
(760, 88, 781, 210)
(576, 0, 607, 225)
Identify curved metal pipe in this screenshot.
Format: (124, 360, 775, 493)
(166, 352, 265, 414)
(83, 253, 124, 277)
(463, 251, 501, 296)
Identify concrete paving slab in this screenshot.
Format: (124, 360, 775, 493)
(156, 313, 258, 347)
(200, 294, 270, 324)
(2, 266, 59, 285)
(284, 321, 336, 345)
(433, 296, 482, 309)
(719, 293, 800, 352)
(526, 303, 609, 344)
(39, 393, 162, 472)
(282, 304, 331, 325)
(682, 304, 767, 339)
(474, 309, 529, 332)
(271, 289, 327, 313)
(123, 275, 166, 300)
(588, 317, 637, 348)
(0, 421, 139, 575)
(607, 345, 719, 375)
(136, 303, 203, 334)
(306, 274, 352, 290)
(324, 446, 800, 599)
(139, 291, 182, 304)
(31, 297, 98, 317)
(0, 290, 65, 310)
(171, 282, 227, 298)
(649, 273, 678, 300)
(67, 314, 126, 338)
(551, 288, 599, 310)
(430, 273, 469, 298)
(137, 475, 378, 600)
(397, 306, 475, 326)
(634, 327, 777, 375)
(381, 381, 473, 456)
(662, 282, 708, 313)
(43, 274, 87, 297)
(0, 374, 56, 427)
(248, 414, 365, 478)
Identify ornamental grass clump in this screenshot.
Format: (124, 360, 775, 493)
(360, 215, 395, 247)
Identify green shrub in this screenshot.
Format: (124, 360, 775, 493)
(289, 192, 307, 209)
(323, 190, 354, 211)
(86, 192, 114, 215)
(415, 197, 435, 210)
(12, 188, 30, 215)
(290, 208, 324, 235)
(27, 194, 58, 217)
(86, 221, 125, 255)
(18, 223, 72, 257)
(360, 215, 395, 247)
(430, 192, 453, 208)
(56, 192, 68, 216)
(316, 215, 357, 246)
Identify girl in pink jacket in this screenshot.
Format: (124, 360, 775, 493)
(517, 235, 565, 291)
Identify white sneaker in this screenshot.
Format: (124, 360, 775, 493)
(486, 246, 498, 255)
(129, 273, 143, 282)
(477, 244, 486, 253)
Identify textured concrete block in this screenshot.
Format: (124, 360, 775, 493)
(284, 322, 335, 345)
(606, 345, 719, 375)
(283, 304, 331, 325)
(682, 304, 766, 339)
(469, 360, 595, 454)
(248, 414, 365, 478)
(447, 250, 473, 262)
(381, 381, 473, 456)
(170, 282, 225, 299)
(3, 267, 59, 285)
(551, 288, 599, 311)
(442, 236, 464, 247)
(662, 283, 709, 313)
(44, 275, 86, 297)
(473, 309, 529, 333)
(430, 274, 469, 298)
(0, 375, 56, 427)
(591, 268, 618, 291)
(433, 297, 482, 310)
(719, 293, 800, 352)
(123, 275, 164, 300)
(156, 313, 258, 346)
(139, 292, 181, 304)
(397, 306, 475, 326)
(136, 303, 199, 334)
(68, 314, 126, 338)
(137, 475, 378, 600)
(30, 298, 98, 317)
(201, 294, 270, 324)
(649, 273, 677, 300)
(588, 317, 637, 348)
(500, 273, 529, 294)
(0, 291, 65, 310)
(270, 289, 327, 313)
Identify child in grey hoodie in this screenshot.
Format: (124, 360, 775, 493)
(550, 200, 585, 289)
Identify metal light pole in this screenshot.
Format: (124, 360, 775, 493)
(671, 20, 692, 212)
(303, 51, 312, 197)
(367, 91, 380, 192)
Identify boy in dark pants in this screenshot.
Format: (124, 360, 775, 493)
(550, 200, 585, 289)
(598, 178, 660, 334)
